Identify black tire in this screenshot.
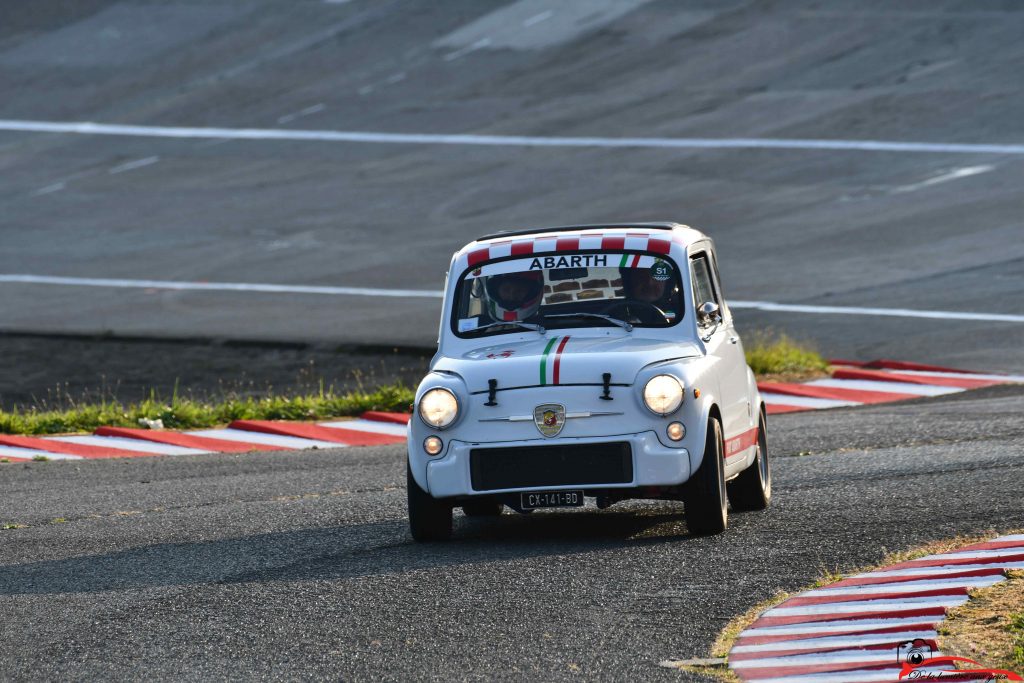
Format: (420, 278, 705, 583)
(407, 463, 453, 542)
(684, 418, 728, 535)
(462, 500, 504, 517)
(727, 410, 772, 512)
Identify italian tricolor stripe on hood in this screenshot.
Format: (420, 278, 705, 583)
(539, 336, 571, 385)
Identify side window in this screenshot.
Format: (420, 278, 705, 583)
(690, 253, 719, 311)
(707, 251, 731, 319)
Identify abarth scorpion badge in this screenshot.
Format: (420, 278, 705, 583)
(534, 404, 566, 437)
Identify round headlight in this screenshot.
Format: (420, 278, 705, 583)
(418, 388, 459, 429)
(643, 375, 684, 416)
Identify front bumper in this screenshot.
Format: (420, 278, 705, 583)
(425, 431, 691, 498)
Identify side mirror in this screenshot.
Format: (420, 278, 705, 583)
(699, 301, 721, 342)
(699, 301, 720, 323)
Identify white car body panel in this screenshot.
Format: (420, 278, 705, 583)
(410, 223, 763, 501)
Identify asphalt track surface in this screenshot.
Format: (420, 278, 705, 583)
(2, 3, 1024, 681)
(2, 1, 1024, 371)
(2, 386, 1022, 681)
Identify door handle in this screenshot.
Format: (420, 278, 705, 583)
(729, 336, 739, 344)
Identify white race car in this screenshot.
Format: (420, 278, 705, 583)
(407, 223, 770, 541)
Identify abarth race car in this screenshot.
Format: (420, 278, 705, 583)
(407, 223, 770, 541)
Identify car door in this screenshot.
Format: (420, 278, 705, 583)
(690, 249, 749, 452)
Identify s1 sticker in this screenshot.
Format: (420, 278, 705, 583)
(650, 259, 672, 281)
(458, 318, 479, 332)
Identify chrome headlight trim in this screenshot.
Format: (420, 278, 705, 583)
(643, 375, 684, 416)
(418, 387, 460, 429)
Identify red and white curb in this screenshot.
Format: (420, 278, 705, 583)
(0, 359, 1019, 462)
(728, 534, 1024, 682)
(760, 359, 1023, 415)
(0, 411, 411, 462)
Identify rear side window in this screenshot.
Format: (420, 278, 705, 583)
(690, 253, 719, 308)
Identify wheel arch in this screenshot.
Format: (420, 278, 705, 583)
(689, 399, 723, 476)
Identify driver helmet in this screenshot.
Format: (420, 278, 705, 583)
(619, 264, 672, 304)
(483, 271, 544, 322)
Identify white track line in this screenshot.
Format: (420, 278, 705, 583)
(806, 378, 961, 396)
(32, 182, 66, 196)
(0, 275, 441, 299)
(764, 596, 968, 616)
(868, 562, 1024, 577)
(2, 274, 1021, 324)
(51, 435, 209, 456)
(0, 445, 82, 460)
(890, 165, 993, 193)
(804, 575, 1002, 596)
(731, 649, 938, 668)
(740, 616, 941, 637)
(758, 392, 860, 409)
(108, 155, 160, 175)
(321, 419, 409, 436)
(730, 300, 1024, 323)
(923, 548, 1024, 560)
(888, 369, 1024, 383)
(729, 301, 1024, 325)
(2, 119, 1024, 154)
(736, 669, 907, 683)
(731, 630, 937, 654)
(189, 429, 342, 450)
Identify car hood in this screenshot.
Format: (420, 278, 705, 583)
(433, 334, 701, 393)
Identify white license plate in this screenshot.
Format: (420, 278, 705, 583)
(520, 490, 585, 509)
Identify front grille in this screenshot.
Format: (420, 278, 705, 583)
(470, 442, 633, 491)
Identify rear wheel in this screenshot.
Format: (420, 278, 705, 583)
(684, 418, 728, 535)
(462, 500, 503, 517)
(407, 463, 453, 542)
(727, 410, 772, 511)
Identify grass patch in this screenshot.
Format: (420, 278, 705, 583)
(0, 383, 414, 436)
(939, 569, 1024, 674)
(744, 332, 828, 380)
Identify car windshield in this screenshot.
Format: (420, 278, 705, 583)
(453, 251, 684, 338)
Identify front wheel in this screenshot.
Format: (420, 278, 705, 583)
(407, 463, 453, 542)
(727, 410, 772, 511)
(684, 418, 728, 535)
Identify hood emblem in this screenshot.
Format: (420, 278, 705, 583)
(533, 403, 566, 438)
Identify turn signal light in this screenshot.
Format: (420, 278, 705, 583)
(424, 436, 444, 456)
(667, 422, 685, 441)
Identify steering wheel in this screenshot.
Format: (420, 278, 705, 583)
(600, 299, 668, 325)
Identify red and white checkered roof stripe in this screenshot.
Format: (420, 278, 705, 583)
(463, 231, 675, 267)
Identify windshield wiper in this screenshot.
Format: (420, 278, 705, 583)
(544, 312, 633, 332)
(470, 321, 546, 335)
